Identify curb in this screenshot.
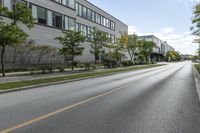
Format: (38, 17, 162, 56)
(192, 64, 200, 102)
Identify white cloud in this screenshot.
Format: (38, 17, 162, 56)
(128, 26, 138, 35)
(178, 0, 200, 6)
(178, 0, 200, 4)
(183, 31, 192, 35)
(128, 26, 199, 55)
(161, 27, 174, 33)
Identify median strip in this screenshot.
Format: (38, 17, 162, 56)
(0, 64, 164, 92)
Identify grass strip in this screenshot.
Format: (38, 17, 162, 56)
(195, 64, 200, 74)
(0, 64, 164, 90)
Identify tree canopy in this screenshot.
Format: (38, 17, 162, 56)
(55, 30, 86, 71)
(0, 3, 35, 77)
(89, 27, 108, 64)
(138, 40, 156, 62)
(166, 51, 181, 61)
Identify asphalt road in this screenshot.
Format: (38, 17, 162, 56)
(0, 61, 200, 133)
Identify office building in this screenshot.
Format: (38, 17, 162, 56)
(139, 35, 175, 61)
(0, 0, 128, 63)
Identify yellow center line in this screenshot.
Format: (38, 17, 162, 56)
(0, 84, 129, 133)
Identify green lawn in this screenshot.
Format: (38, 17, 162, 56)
(195, 64, 200, 74)
(0, 64, 164, 91)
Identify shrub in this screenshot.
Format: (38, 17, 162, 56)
(84, 62, 91, 70)
(102, 59, 118, 68)
(69, 61, 79, 67)
(195, 64, 200, 74)
(120, 60, 134, 67)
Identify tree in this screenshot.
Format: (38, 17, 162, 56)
(89, 27, 108, 64)
(166, 51, 181, 61)
(118, 32, 138, 61)
(197, 48, 200, 56)
(0, 24, 28, 76)
(0, 3, 35, 77)
(138, 40, 156, 62)
(55, 30, 86, 71)
(4, 3, 35, 28)
(107, 39, 125, 62)
(192, 4, 200, 36)
(127, 34, 138, 61)
(36, 45, 52, 64)
(191, 4, 200, 47)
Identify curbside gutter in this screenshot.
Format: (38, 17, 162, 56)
(192, 64, 200, 102)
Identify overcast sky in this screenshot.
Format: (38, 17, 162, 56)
(89, 0, 200, 55)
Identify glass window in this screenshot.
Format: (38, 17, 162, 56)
(96, 13, 101, 24)
(111, 21, 115, 30)
(111, 35, 115, 43)
(68, 0, 74, 9)
(82, 6, 87, 18)
(105, 19, 110, 28)
(103, 18, 106, 26)
(101, 16, 106, 26)
(87, 27, 92, 38)
(75, 3, 78, 14)
(92, 11, 95, 22)
(64, 16, 68, 30)
(3, 0, 12, 10)
(81, 25, 87, 36)
(87, 9, 92, 20)
(47, 10, 53, 26)
(31, 5, 38, 22)
(53, 12, 62, 28)
(108, 20, 111, 28)
(37, 6, 46, 25)
(76, 23, 79, 32)
(62, 0, 67, 5)
(78, 4, 82, 16)
(68, 17, 75, 30)
(101, 16, 104, 25)
(55, 0, 61, 3)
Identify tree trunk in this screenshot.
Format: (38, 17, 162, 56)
(132, 51, 135, 61)
(1, 45, 6, 77)
(13, 47, 17, 64)
(94, 44, 97, 65)
(71, 56, 74, 71)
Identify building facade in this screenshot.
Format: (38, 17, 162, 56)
(139, 35, 175, 61)
(161, 41, 175, 56)
(0, 0, 128, 63)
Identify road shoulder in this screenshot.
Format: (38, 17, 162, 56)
(192, 64, 200, 102)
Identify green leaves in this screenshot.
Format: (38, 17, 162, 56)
(137, 40, 156, 62)
(192, 3, 200, 36)
(0, 2, 35, 76)
(89, 27, 109, 63)
(0, 24, 28, 47)
(3, 3, 35, 28)
(166, 51, 181, 61)
(55, 30, 86, 57)
(55, 30, 86, 71)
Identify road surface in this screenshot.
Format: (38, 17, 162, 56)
(0, 61, 200, 133)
